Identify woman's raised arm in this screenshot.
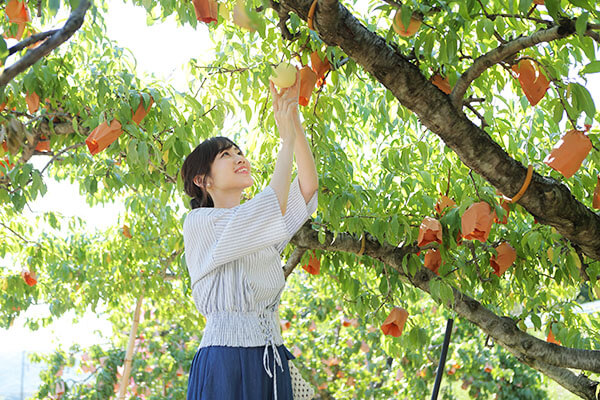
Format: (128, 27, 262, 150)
(268, 72, 301, 216)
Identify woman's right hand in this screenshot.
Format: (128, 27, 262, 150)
(269, 70, 301, 143)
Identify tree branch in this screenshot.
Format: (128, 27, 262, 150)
(0, 221, 33, 244)
(506, 347, 600, 400)
(8, 29, 60, 56)
(0, 0, 91, 87)
(479, 13, 552, 26)
(40, 143, 85, 175)
(278, 0, 600, 263)
(283, 246, 307, 279)
(450, 22, 574, 108)
(289, 224, 600, 398)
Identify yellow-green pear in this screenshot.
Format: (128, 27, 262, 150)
(269, 63, 297, 88)
(233, 1, 256, 31)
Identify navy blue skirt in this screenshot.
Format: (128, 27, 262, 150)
(187, 344, 296, 400)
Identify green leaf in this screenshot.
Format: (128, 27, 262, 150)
(571, 83, 596, 118)
(552, 100, 564, 124)
(482, 19, 495, 39)
(400, 5, 412, 35)
(429, 278, 440, 302)
(545, 0, 561, 20)
(137, 141, 149, 168)
(439, 282, 454, 306)
(0, 37, 8, 60)
(581, 61, 600, 74)
(49, 0, 60, 13)
(530, 313, 542, 330)
(127, 139, 139, 166)
(519, 0, 533, 14)
(568, 0, 592, 10)
(575, 13, 589, 37)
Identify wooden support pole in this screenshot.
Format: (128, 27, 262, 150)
(117, 293, 144, 400)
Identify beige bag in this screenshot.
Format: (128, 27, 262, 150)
(288, 359, 315, 400)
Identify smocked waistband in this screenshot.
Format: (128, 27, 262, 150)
(198, 310, 284, 348)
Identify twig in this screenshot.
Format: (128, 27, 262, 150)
(40, 143, 85, 175)
(469, 171, 481, 201)
(311, 72, 329, 116)
(467, 241, 492, 283)
(550, 82, 578, 131)
(478, 13, 552, 26)
(0, 221, 33, 243)
(476, 0, 489, 17)
(465, 103, 489, 129)
(463, 97, 486, 105)
(191, 65, 257, 75)
(445, 165, 451, 196)
(381, 0, 403, 8)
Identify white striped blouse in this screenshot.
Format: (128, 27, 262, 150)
(183, 174, 318, 349)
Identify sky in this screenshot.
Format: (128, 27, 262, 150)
(1, 0, 600, 396)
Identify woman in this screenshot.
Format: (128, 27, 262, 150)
(180, 71, 319, 399)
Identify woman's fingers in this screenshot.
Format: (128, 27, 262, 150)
(269, 81, 281, 100)
(269, 81, 279, 96)
(270, 82, 281, 113)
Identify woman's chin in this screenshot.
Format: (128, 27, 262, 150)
(242, 175, 254, 187)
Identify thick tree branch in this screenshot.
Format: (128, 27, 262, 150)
(289, 224, 600, 398)
(283, 246, 307, 280)
(450, 23, 573, 108)
(279, 0, 600, 263)
(506, 346, 600, 400)
(0, 0, 91, 87)
(16, 120, 86, 166)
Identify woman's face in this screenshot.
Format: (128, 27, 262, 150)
(207, 145, 253, 191)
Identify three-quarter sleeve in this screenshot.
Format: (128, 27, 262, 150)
(183, 184, 289, 285)
(274, 175, 318, 254)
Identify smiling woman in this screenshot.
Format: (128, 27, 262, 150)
(180, 136, 250, 209)
(179, 71, 318, 399)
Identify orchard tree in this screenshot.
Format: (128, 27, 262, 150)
(1, 0, 600, 399)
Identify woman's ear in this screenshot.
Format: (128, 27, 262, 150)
(193, 175, 205, 188)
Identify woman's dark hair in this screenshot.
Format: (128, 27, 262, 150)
(180, 136, 242, 209)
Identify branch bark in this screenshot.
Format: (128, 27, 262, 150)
(283, 246, 307, 280)
(8, 29, 60, 56)
(506, 346, 600, 400)
(278, 0, 600, 263)
(289, 224, 600, 399)
(0, 0, 91, 87)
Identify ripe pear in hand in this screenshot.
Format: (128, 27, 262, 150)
(269, 63, 297, 89)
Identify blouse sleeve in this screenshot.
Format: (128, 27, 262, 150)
(183, 184, 289, 284)
(274, 175, 318, 254)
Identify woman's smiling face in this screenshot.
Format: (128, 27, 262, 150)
(209, 145, 253, 190)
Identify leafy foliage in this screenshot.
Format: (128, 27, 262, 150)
(0, 0, 599, 398)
